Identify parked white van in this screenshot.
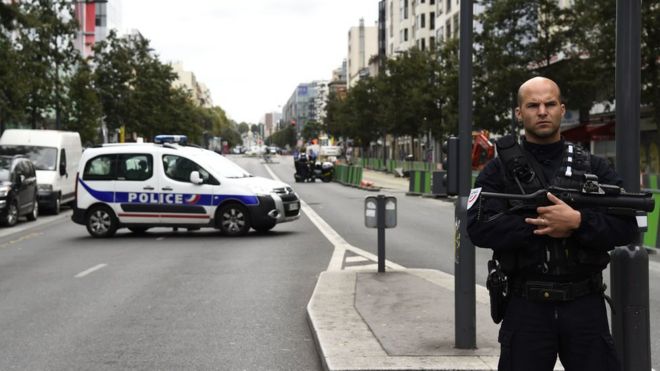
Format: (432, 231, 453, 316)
(72, 141, 301, 238)
(0, 129, 82, 214)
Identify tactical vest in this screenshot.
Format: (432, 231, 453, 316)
(494, 135, 610, 277)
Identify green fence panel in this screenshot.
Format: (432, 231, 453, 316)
(643, 175, 659, 248)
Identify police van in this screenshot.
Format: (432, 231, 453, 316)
(72, 137, 300, 237)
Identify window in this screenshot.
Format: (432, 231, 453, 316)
(421, 38, 426, 51)
(446, 0, 451, 12)
(83, 155, 116, 181)
(118, 154, 153, 181)
(430, 36, 436, 50)
(446, 19, 451, 40)
(430, 12, 435, 29)
(163, 155, 217, 184)
(404, 28, 409, 41)
(421, 14, 426, 28)
(453, 13, 459, 38)
(404, 0, 409, 19)
(430, 0, 435, 4)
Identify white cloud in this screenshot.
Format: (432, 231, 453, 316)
(121, 1, 378, 124)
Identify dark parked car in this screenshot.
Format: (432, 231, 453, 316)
(0, 156, 38, 226)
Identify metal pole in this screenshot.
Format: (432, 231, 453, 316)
(377, 195, 386, 273)
(455, 0, 476, 349)
(612, 1, 650, 370)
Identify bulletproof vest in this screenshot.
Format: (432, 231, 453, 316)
(494, 135, 610, 277)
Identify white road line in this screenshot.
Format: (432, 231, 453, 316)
(264, 164, 404, 272)
(75, 264, 107, 278)
(345, 256, 369, 263)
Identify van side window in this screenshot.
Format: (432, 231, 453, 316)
(118, 154, 153, 181)
(83, 155, 116, 181)
(162, 155, 218, 185)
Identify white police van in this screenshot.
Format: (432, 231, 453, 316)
(72, 136, 300, 237)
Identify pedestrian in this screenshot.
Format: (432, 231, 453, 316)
(467, 76, 637, 371)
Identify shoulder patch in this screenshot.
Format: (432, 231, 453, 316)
(467, 187, 482, 210)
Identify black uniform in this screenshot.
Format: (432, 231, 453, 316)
(467, 137, 637, 371)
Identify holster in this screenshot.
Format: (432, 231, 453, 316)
(486, 259, 509, 324)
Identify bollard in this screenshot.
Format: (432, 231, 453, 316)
(365, 195, 397, 273)
(610, 244, 651, 371)
(377, 195, 385, 272)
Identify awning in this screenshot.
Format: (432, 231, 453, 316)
(561, 122, 615, 143)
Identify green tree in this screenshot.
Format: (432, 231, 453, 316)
(17, 0, 79, 129)
(474, 0, 569, 132)
(64, 59, 102, 145)
(0, 23, 28, 131)
(237, 122, 250, 134)
(301, 120, 322, 142)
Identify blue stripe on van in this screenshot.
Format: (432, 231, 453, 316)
(79, 179, 259, 206)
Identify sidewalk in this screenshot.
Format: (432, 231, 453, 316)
(306, 169, 566, 370)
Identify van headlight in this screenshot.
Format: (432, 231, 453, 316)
(0, 186, 10, 198)
(38, 184, 53, 192)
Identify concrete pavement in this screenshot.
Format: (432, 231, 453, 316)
(306, 168, 565, 370)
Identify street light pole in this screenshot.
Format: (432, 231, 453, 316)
(455, 0, 476, 349)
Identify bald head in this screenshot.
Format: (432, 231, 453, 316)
(515, 76, 565, 144)
(517, 77, 562, 107)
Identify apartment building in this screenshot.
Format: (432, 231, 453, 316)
(282, 81, 330, 135)
(347, 19, 378, 87)
(170, 62, 213, 108)
(74, 0, 122, 58)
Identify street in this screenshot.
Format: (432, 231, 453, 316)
(0, 155, 657, 370)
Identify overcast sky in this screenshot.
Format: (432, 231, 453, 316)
(121, 1, 378, 125)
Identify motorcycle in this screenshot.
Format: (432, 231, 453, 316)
(294, 154, 334, 183)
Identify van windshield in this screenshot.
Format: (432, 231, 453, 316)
(0, 158, 11, 181)
(0, 145, 57, 170)
(204, 151, 253, 178)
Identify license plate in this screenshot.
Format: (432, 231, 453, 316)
(288, 203, 299, 211)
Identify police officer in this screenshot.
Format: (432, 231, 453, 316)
(467, 77, 637, 371)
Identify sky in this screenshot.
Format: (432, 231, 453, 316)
(121, 1, 378, 125)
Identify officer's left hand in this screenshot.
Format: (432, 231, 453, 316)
(525, 192, 581, 238)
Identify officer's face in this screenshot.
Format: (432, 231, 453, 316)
(516, 79, 565, 144)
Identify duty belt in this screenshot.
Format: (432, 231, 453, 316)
(512, 274, 604, 302)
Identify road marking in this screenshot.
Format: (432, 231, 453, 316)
(156, 237, 165, 241)
(75, 263, 107, 278)
(264, 163, 492, 299)
(346, 256, 369, 263)
(264, 164, 404, 272)
(0, 232, 43, 249)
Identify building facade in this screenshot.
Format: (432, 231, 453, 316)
(283, 81, 330, 136)
(74, 0, 122, 58)
(170, 62, 213, 108)
(347, 19, 378, 87)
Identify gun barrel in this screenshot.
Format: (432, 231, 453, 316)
(559, 192, 655, 212)
(479, 189, 655, 213)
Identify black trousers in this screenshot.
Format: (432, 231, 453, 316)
(497, 293, 620, 371)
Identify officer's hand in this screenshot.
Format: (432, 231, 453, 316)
(525, 192, 581, 238)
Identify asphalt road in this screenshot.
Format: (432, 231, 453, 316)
(0, 154, 658, 370)
(0, 204, 329, 369)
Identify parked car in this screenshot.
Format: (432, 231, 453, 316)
(0, 155, 39, 226)
(0, 129, 82, 214)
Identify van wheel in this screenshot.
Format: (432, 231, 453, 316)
(86, 205, 118, 238)
(217, 204, 250, 236)
(2, 200, 18, 227)
(52, 196, 61, 214)
(26, 199, 38, 221)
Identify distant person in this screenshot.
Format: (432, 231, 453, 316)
(467, 77, 637, 371)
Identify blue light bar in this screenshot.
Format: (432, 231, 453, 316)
(154, 135, 187, 144)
